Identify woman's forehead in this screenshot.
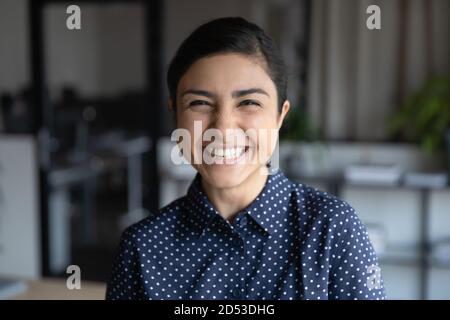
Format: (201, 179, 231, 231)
(177, 53, 276, 95)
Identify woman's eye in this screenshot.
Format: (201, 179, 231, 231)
(239, 99, 261, 108)
(188, 100, 211, 110)
(189, 100, 212, 108)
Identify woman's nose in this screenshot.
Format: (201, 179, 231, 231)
(211, 108, 237, 133)
(209, 111, 247, 146)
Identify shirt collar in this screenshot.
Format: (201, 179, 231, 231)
(182, 167, 292, 237)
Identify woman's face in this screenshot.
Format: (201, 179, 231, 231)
(170, 53, 290, 189)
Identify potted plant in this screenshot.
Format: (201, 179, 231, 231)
(389, 76, 450, 176)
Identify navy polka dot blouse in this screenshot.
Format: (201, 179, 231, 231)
(106, 168, 386, 300)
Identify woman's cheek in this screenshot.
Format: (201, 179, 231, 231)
(243, 126, 273, 165)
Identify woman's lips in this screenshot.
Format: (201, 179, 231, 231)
(201, 145, 252, 164)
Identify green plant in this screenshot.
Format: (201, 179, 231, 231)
(389, 76, 450, 153)
(280, 104, 321, 141)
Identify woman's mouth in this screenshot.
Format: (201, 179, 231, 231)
(203, 145, 251, 164)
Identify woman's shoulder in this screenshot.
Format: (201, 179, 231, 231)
(287, 178, 372, 254)
(120, 196, 188, 241)
(286, 177, 359, 226)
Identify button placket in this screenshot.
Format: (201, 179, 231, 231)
(228, 233, 245, 300)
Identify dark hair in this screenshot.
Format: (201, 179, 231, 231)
(167, 17, 287, 113)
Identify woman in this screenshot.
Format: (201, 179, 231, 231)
(106, 17, 386, 300)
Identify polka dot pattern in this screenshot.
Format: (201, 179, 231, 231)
(106, 169, 386, 300)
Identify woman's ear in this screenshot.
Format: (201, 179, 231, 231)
(168, 98, 174, 113)
(277, 100, 291, 130)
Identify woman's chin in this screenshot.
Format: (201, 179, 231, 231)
(199, 165, 252, 189)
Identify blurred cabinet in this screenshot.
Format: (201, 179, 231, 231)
(0, 135, 40, 279)
(342, 185, 450, 300)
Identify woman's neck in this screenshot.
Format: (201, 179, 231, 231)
(201, 166, 269, 222)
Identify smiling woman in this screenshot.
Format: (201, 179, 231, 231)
(106, 17, 387, 300)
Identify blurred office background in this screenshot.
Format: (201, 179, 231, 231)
(0, 0, 449, 299)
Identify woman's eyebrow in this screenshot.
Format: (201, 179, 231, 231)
(181, 88, 270, 98)
(181, 89, 215, 98)
(232, 88, 270, 98)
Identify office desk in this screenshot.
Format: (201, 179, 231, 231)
(11, 278, 106, 300)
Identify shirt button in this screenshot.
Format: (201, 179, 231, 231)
(231, 287, 242, 299)
(239, 215, 247, 227)
(232, 237, 242, 247)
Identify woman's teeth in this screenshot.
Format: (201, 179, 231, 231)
(209, 147, 245, 159)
